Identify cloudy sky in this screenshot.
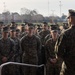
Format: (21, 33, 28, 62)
(0, 0, 75, 16)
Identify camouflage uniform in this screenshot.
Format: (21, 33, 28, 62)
(11, 37, 21, 75)
(11, 37, 21, 62)
(20, 26, 28, 38)
(45, 38, 62, 75)
(0, 22, 3, 38)
(55, 25, 75, 75)
(0, 37, 15, 75)
(39, 30, 50, 45)
(0, 29, 2, 38)
(21, 35, 42, 75)
(39, 30, 50, 75)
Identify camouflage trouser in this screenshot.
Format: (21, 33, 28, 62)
(22, 60, 38, 75)
(22, 55, 38, 75)
(22, 66, 37, 75)
(14, 57, 21, 75)
(2, 64, 16, 75)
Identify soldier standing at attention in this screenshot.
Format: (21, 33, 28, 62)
(21, 26, 42, 75)
(39, 22, 50, 45)
(10, 26, 21, 62)
(39, 22, 50, 74)
(55, 9, 75, 75)
(10, 26, 21, 75)
(45, 30, 61, 75)
(0, 26, 15, 75)
(44, 24, 58, 43)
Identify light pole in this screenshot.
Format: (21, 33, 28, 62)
(48, 0, 50, 16)
(3, 2, 6, 12)
(51, 10, 55, 16)
(59, 1, 62, 17)
(3, 2, 7, 24)
(51, 10, 55, 23)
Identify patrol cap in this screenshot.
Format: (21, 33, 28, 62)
(25, 22, 28, 25)
(21, 24, 25, 27)
(50, 25, 58, 30)
(67, 9, 75, 18)
(2, 26, 9, 32)
(10, 26, 16, 32)
(43, 22, 48, 26)
(11, 21, 16, 27)
(43, 22, 47, 24)
(28, 23, 34, 26)
(0, 22, 4, 26)
(16, 29, 20, 32)
(11, 21, 15, 24)
(29, 26, 34, 30)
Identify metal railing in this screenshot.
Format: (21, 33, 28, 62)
(0, 62, 44, 75)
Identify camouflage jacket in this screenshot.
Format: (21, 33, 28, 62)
(11, 37, 21, 57)
(20, 35, 42, 64)
(0, 38, 15, 64)
(45, 38, 56, 62)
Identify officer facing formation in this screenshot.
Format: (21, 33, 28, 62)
(55, 9, 75, 75)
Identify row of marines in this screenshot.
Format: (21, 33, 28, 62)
(0, 20, 68, 75)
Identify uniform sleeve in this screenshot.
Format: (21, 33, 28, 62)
(55, 33, 67, 60)
(37, 37, 42, 51)
(36, 37, 42, 65)
(7, 40, 16, 61)
(19, 39, 23, 62)
(45, 40, 56, 63)
(45, 41, 50, 62)
(15, 39, 21, 57)
(20, 37, 25, 60)
(0, 44, 3, 62)
(0, 41, 3, 59)
(20, 37, 24, 53)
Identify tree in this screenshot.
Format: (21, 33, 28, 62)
(20, 8, 31, 15)
(30, 9, 38, 16)
(2, 11, 11, 24)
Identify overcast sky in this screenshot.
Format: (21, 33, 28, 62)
(0, 0, 75, 16)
